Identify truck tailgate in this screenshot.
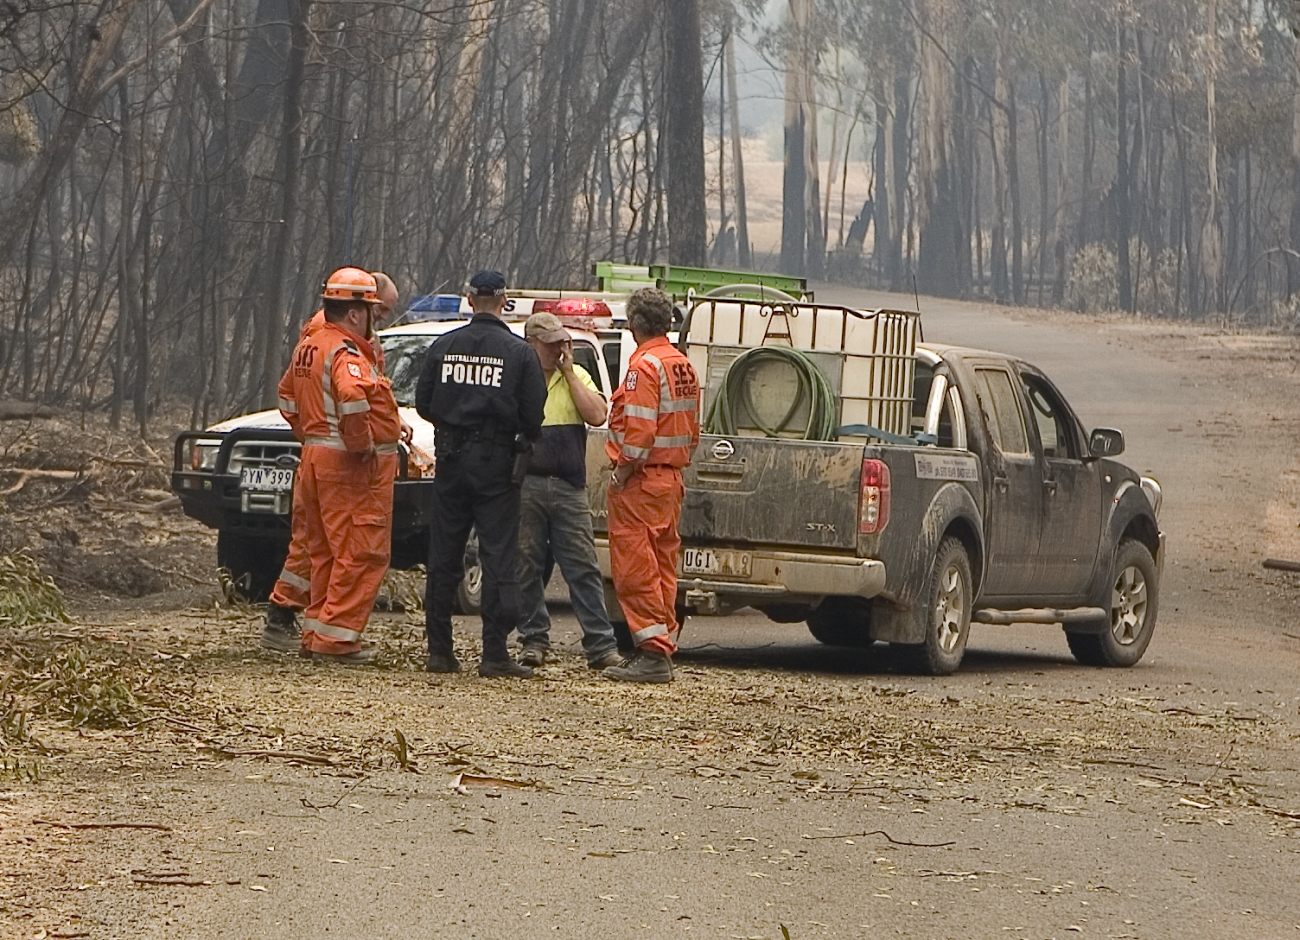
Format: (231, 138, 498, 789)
(680, 435, 862, 551)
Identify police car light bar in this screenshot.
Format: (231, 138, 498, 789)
(529, 296, 612, 329)
(405, 294, 466, 321)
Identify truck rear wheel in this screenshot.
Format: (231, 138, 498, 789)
(902, 536, 972, 675)
(454, 532, 482, 615)
(805, 597, 874, 648)
(1066, 539, 1158, 667)
(216, 531, 284, 602)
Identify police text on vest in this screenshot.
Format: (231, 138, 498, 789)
(442, 354, 505, 388)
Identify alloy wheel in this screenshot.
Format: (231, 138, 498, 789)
(1110, 565, 1148, 646)
(934, 564, 967, 653)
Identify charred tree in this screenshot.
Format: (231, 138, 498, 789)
(665, 0, 707, 266)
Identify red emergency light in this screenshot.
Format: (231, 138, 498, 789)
(531, 296, 613, 330)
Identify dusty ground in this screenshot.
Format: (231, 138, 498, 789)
(2, 288, 1300, 939)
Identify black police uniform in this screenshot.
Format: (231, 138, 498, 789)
(416, 312, 546, 666)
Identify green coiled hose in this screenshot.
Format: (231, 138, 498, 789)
(703, 346, 840, 441)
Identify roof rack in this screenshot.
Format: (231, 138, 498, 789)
(591, 261, 812, 302)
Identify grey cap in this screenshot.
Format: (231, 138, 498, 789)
(524, 312, 569, 344)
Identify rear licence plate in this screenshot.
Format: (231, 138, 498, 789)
(682, 547, 752, 578)
(240, 468, 294, 492)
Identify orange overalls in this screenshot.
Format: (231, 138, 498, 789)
(606, 336, 699, 656)
(271, 310, 387, 611)
(277, 321, 401, 654)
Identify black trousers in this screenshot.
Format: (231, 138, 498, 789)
(425, 443, 521, 662)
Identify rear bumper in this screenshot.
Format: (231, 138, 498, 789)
(594, 540, 886, 602)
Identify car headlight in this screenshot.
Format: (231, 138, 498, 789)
(189, 438, 221, 472)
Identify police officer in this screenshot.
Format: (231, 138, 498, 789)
(416, 270, 547, 678)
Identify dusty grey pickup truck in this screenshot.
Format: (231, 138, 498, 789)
(588, 316, 1164, 675)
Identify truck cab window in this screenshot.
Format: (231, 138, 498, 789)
(572, 343, 604, 394)
(1022, 375, 1076, 459)
(912, 363, 934, 434)
(976, 368, 1029, 455)
(602, 340, 623, 389)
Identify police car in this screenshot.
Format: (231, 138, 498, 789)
(171, 300, 619, 609)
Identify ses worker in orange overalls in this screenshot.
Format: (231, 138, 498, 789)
(262, 271, 407, 651)
(604, 288, 700, 684)
(275, 267, 402, 665)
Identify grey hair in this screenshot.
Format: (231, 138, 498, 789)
(626, 287, 673, 337)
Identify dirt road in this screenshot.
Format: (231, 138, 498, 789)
(3, 288, 1300, 940)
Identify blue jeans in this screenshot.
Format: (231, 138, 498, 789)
(517, 475, 618, 659)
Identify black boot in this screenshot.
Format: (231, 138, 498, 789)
(603, 649, 672, 683)
(479, 659, 534, 679)
(261, 604, 300, 652)
(426, 653, 462, 674)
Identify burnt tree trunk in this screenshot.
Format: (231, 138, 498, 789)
(665, 0, 707, 266)
(1116, 21, 1134, 312)
(259, 0, 308, 409)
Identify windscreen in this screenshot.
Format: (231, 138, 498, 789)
(379, 334, 603, 405)
(379, 335, 435, 407)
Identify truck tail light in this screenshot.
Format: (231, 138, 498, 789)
(859, 458, 891, 534)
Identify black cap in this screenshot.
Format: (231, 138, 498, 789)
(468, 269, 507, 296)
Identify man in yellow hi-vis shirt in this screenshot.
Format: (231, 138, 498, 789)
(514, 312, 623, 670)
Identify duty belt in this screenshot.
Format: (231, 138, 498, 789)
(435, 426, 513, 451)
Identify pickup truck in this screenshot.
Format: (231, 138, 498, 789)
(586, 300, 1164, 674)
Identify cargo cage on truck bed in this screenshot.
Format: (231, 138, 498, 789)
(682, 299, 920, 443)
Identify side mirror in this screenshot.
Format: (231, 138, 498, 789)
(1089, 428, 1125, 458)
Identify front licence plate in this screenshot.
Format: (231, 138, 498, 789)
(240, 467, 294, 493)
(682, 547, 753, 578)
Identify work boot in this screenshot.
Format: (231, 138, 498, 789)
(260, 604, 300, 652)
(425, 653, 462, 674)
(587, 649, 625, 670)
(603, 649, 672, 684)
(479, 659, 535, 679)
(517, 646, 547, 668)
(299, 645, 377, 667)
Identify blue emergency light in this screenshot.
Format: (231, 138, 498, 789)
(405, 294, 464, 321)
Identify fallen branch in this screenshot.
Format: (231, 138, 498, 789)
(36, 819, 172, 832)
(1262, 807, 1300, 820)
(1081, 757, 1170, 771)
(132, 559, 209, 584)
(89, 456, 166, 470)
(132, 877, 214, 887)
(202, 746, 336, 766)
(158, 714, 212, 735)
(0, 402, 57, 420)
(301, 774, 371, 810)
(1262, 558, 1300, 573)
(801, 830, 956, 847)
(0, 469, 81, 496)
